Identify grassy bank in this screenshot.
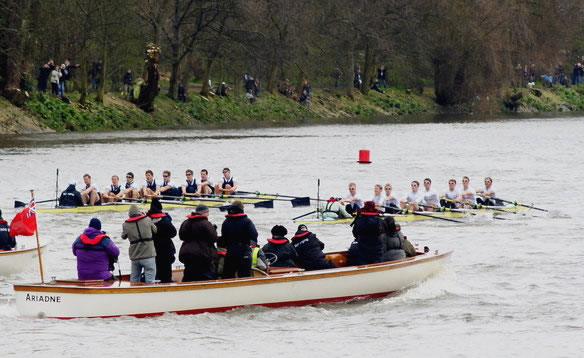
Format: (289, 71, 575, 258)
(3, 83, 584, 134)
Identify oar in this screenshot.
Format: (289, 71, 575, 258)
(158, 195, 229, 203)
(422, 204, 508, 220)
(237, 190, 314, 205)
(14, 198, 58, 208)
(481, 195, 548, 212)
(380, 205, 464, 224)
(292, 210, 317, 221)
(444, 198, 515, 214)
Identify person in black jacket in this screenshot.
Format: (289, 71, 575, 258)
(179, 204, 218, 281)
(262, 225, 297, 268)
(291, 225, 336, 271)
(219, 200, 258, 278)
(0, 210, 16, 251)
(147, 198, 177, 283)
(347, 201, 384, 266)
(59, 181, 84, 207)
(377, 65, 387, 88)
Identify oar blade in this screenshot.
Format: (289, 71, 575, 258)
(254, 200, 274, 209)
(291, 197, 311, 207)
(14, 200, 27, 208)
(218, 205, 230, 212)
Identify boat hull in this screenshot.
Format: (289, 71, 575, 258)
(14, 250, 452, 319)
(0, 244, 48, 276)
(295, 205, 527, 225)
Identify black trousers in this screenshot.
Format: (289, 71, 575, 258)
(183, 257, 215, 282)
(223, 246, 251, 279)
(155, 255, 175, 283)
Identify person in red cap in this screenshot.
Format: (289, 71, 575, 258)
(346, 201, 384, 265)
(262, 225, 297, 268)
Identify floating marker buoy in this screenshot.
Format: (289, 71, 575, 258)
(358, 149, 371, 164)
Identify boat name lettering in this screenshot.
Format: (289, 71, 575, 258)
(25, 293, 61, 303)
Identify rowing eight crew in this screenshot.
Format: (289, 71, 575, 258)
(335, 177, 500, 215)
(59, 168, 239, 207)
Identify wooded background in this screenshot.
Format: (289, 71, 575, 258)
(1, 0, 583, 107)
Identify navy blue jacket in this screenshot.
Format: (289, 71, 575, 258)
(291, 231, 337, 270)
(262, 238, 297, 268)
(0, 219, 16, 250)
(351, 213, 384, 264)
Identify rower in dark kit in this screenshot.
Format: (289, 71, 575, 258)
(0, 210, 16, 251)
(181, 169, 200, 197)
(218, 200, 258, 278)
(72, 218, 119, 280)
(262, 225, 297, 268)
(147, 198, 177, 283)
(214, 167, 239, 195)
(159, 170, 181, 198)
(59, 180, 84, 207)
(291, 224, 337, 271)
(178, 204, 218, 281)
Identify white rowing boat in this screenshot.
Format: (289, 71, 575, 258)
(0, 243, 49, 276)
(14, 249, 452, 319)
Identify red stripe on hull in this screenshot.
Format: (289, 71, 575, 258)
(52, 291, 397, 319)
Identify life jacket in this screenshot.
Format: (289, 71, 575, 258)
(185, 179, 197, 193)
(267, 237, 288, 244)
(149, 213, 166, 218)
(222, 177, 234, 189)
(251, 246, 260, 268)
(77, 233, 108, 251)
(186, 213, 205, 219)
(225, 213, 246, 218)
(125, 215, 153, 244)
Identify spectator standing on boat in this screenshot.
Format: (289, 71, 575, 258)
(460, 176, 476, 206)
(140, 170, 159, 198)
(80, 174, 101, 206)
(122, 172, 140, 199)
(400, 180, 424, 211)
(377, 65, 387, 88)
(0, 210, 16, 251)
(214, 167, 238, 195)
(59, 180, 84, 207)
(383, 184, 400, 213)
(321, 197, 352, 219)
(262, 225, 297, 268)
(291, 224, 337, 271)
(122, 205, 157, 283)
(179, 204, 219, 281)
(439, 179, 462, 208)
(196, 169, 214, 195)
(476, 177, 501, 206)
(72, 218, 119, 280)
(339, 182, 364, 215)
(181, 169, 199, 197)
(219, 200, 258, 278)
(159, 170, 181, 198)
(380, 216, 405, 262)
(147, 198, 177, 283)
(102, 175, 124, 203)
(347, 201, 384, 266)
(421, 178, 440, 211)
(371, 184, 384, 208)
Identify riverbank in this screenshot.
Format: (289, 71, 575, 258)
(1, 84, 584, 134)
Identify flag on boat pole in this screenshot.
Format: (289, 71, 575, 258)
(10, 192, 44, 282)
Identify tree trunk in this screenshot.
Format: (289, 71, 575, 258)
(79, 45, 88, 105)
(265, 61, 277, 93)
(167, 0, 181, 99)
(200, 58, 214, 96)
(96, 51, 106, 103)
(361, 37, 377, 95)
(1, 1, 29, 105)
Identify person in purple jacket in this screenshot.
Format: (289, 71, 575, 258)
(72, 218, 120, 280)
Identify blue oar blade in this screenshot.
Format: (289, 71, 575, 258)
(291, 197, 311, 207)
(254, 200, 274, 209)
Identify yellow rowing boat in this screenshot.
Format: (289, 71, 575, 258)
(294, 205, 528, 225)
(37, 195, 276, 214)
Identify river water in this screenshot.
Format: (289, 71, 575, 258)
(0, 115, 583, 357)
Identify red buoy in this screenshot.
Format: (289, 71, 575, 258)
(358, 149, 371, 163)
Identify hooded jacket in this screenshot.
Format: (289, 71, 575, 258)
(351, 213, 384, 264)
(59, 184, 83, 207)
(0, 219, 16, 250)
(262, 237, 297, 268)
(291, 230, 337, 271)
(72, 227, 120, 280)
(149, 212, 177, 259)
(178, 213, 218, 263)
(121, 205, 157, 260)
(219, 207, 258, 247)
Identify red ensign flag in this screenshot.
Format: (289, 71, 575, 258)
(9, 198, 37, 236)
